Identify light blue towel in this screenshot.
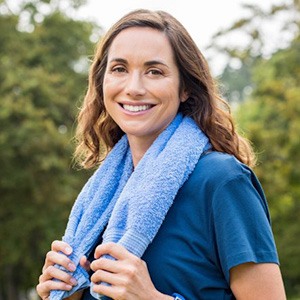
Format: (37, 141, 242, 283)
(50, 113, 209, 299)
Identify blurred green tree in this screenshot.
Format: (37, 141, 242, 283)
(211, 0, 299, 104)
(211, 0, 300, 296)
(0, 0, 97, 298)
(237, 37, 300, 297)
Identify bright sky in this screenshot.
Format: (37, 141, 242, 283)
(76, 0, 283, 74)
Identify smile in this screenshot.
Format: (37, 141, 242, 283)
(123, 104, 152, 112)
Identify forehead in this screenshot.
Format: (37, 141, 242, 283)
(108, 27, 175, 61)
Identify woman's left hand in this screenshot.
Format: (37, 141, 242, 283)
(90, 242, 171, 300)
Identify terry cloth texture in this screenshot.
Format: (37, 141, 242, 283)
(50, 113, 209, 300)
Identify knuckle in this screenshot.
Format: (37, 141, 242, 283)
(45, 251, 52, 260)
(130, 256, 142, 269)
(48, 265, 57, 275)
(104, 242, 114, 251)
(122, 276, 131, 287)
(51, 239, 64, 251)
(109, 242, 118, 249)
(141, 259, 148, 270)
(63, 271, 73, 282)
(91, 261, 99, 272)
(42, 265, 47, 273)
(38, 274, 44, 283)
(36, 282, 48, 298)
(118, 286, 127, 298)
(45, 250, 56, 263)
(124, 265, 136, 278)
(66, 273, 73, 282)
(51, 240, 58, 249)
(98, 257, 107, 267)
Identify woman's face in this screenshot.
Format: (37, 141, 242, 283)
(103, 26, 186, 147)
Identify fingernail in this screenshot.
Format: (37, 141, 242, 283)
(70, 278, 77, 286)
(68, 263, 76, 272)
(65, 246, 72, 254)
(66, 284, 72, 290)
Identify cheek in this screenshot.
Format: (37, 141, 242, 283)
(103, 76, 111, 95)
(103, 76, 123, 98)
(164, 89, 182, 108)
(159, 78, 182, 102)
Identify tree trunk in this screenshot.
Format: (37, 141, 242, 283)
(4, 265, 20, 300)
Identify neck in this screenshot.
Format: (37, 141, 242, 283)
(127, 136, 155, 168)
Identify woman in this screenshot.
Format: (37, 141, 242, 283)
(37, 9, 286, 300)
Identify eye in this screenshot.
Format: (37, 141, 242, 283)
(111, 66, 127, 73)
(148, 69, 163, 76)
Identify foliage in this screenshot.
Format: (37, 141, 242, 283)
(1, 0, 299, 298)
(214, 0, 299, 104)
(0, 1, 97, 298)
(211, 0, 299, 62)
(236, 37, 300, 296)
(218, 58, 254, 103)
(213, 0, 300, 296)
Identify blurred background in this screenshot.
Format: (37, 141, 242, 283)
(0, 0, 299, 299)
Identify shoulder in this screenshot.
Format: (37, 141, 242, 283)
(184, 151, 265, 203)
(188, 151, 269, 215)
(191, 151, 254, 185)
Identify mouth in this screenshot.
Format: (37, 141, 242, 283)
(122, 104, 153, 112)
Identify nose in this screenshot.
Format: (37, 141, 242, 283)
(125, 71, 146, 97)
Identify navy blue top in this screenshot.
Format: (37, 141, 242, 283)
(83, 151, 279, 299)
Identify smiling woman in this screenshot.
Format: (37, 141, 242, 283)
(103, 27, 187, 164)
(37, 9, 286, 300)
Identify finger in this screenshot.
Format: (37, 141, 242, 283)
(51, 240, 73, 255)
(92, 282, 129, 300)
(43, 250, 76, 273)
(36, 280, 73, 299)
(91, 269, 122, 286)
(91, 281, 118, 299)
(90, 256, 120, 274)
(94, 242, 134, 260)
(37, 267, 75, 300)
(80, 255, 91, 272)
(39, 265, 78, 286)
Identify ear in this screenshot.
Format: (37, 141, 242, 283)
(180, 90, 189, 103)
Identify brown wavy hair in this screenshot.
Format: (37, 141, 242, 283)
(74, 9, 256, 169)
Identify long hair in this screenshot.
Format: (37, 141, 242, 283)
(74, 9, 256, 168)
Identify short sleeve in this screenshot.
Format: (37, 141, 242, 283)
(211, 165, 279, 283)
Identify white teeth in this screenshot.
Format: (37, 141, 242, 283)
(123, 104, 151, 112)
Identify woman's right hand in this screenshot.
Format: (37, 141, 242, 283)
(36, 240, 89, 300)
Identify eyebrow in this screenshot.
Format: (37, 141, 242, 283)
(108, 58, 127, 64)
(108, 58, 169, 68)
(144, 60, 168, 68)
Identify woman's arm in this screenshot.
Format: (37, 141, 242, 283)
(230, 262, 286, 300)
